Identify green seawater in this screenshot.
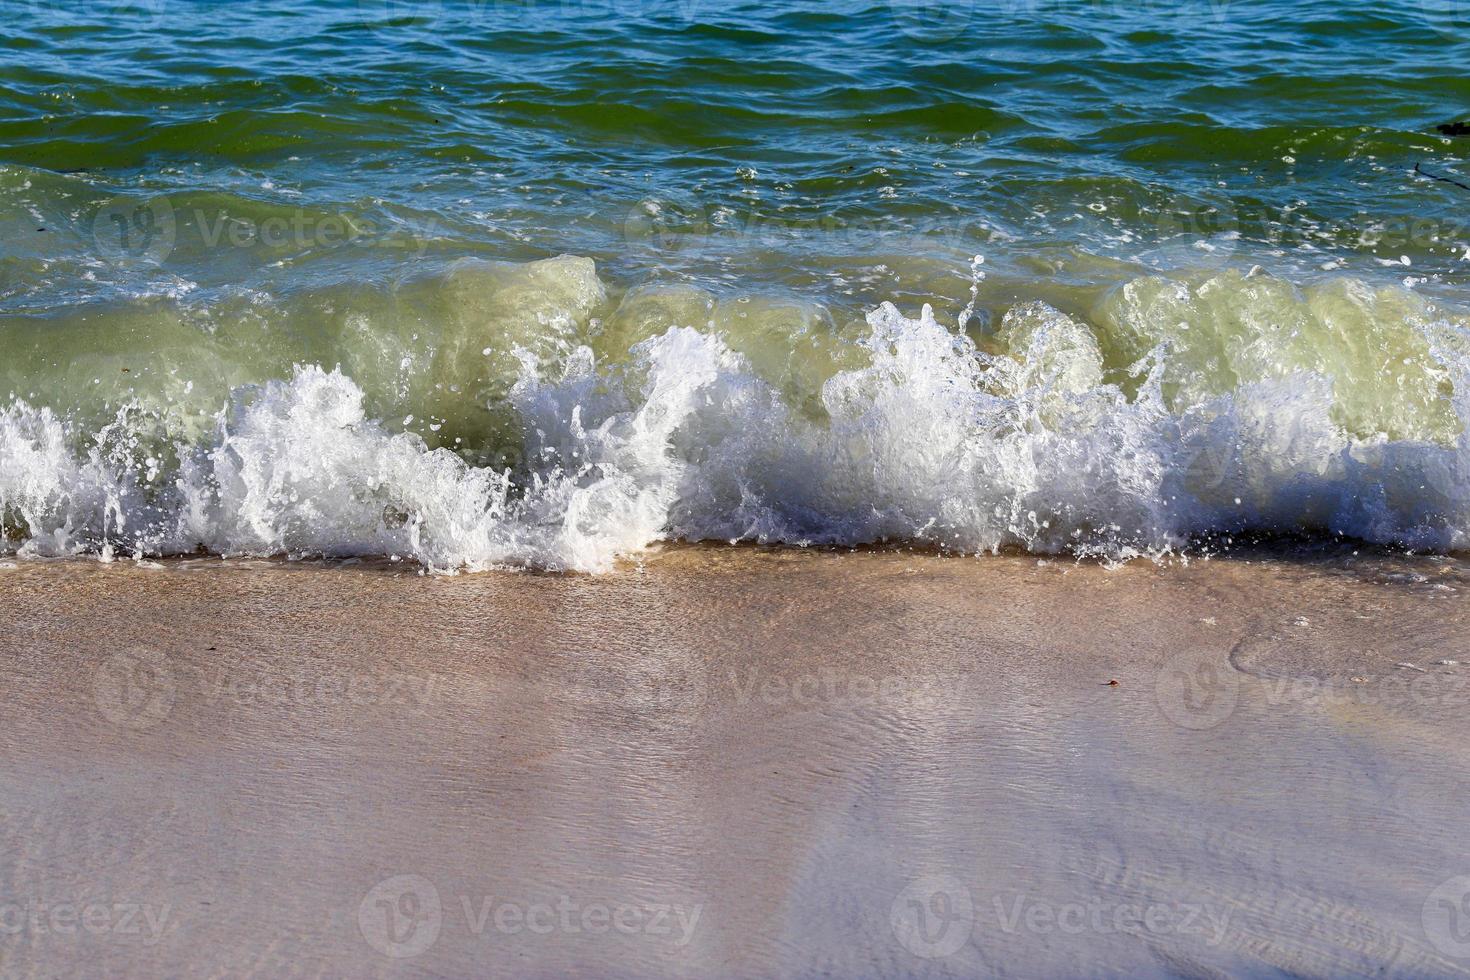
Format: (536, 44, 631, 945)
(2, 0, 1470, 568)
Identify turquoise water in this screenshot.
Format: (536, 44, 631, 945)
(2, 0, 1470, 569)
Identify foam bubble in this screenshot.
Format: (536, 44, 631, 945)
(3, 265, 1470, 570)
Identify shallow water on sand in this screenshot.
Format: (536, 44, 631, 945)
(1, 547, 1468, 975)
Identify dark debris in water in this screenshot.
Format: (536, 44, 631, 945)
(1414, 162, 1470, 192)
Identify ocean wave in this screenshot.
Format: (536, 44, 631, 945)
(2, 255, 1468, 571)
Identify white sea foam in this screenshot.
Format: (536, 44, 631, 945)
(2, 286, 1469, 571)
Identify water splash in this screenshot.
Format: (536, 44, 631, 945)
(3, 258, 1470, 571)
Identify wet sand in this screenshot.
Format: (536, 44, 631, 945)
(1, 545, 1469, 977)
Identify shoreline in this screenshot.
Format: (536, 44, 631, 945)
(2, 546, 1469, 976)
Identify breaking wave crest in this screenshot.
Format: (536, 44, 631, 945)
(4, 259, 1470, 571)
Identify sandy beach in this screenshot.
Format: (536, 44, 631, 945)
(8, 0, 1470, 975)
(0, 546, 1466, 977)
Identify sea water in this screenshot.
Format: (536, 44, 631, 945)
(2, 0, 1469, 570)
